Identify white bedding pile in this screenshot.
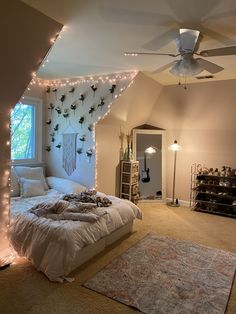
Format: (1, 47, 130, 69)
(9, 190, 142, 282)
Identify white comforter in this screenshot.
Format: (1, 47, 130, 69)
(9, 190, 142, 282)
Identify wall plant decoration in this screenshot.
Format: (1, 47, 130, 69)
(56, 143, 61, 149)
(89, 105, 95, 117)
(91, 85, 97, 97)
(50, 132, 55, 143)
(79, 116, 85, 128)
(109, 84, 116, 97)
(86, 148, 93, 163)
(76, 147, 83, 160)
(45, 86, 51, 93)
(60, 94, 66, 105)
(46, 119, 51, 125)
(79, 93, 85, 105)
(52, 88, 58, 99)
(98, 97, 105, 110)
(45, 145, 51, 152)
(63, 108, 69, 119)
(69, 86, 75, 95)
(48, 103, 54, 115)
(80, 135, 86, 147)
(55, 107, 62, 116)
(88, 124, 94, 132)
(70, 102, 77, 114)
(54, 123, 59, 132)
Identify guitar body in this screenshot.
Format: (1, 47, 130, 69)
(142, 168, 150, 183)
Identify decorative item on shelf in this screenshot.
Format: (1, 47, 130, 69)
(79, 116, 85, 128)
(55, 106, 62, 116)
(123, 133, 132, 161)
(45, 145, 51, 152)
(48, 103, 54, 115)
(91, 85, 97, 97)
(68, 86, 75, 95)
(86, 148, 93, 163)
(214, 168, 220, 176)
(76, 147, 83, 160)
(98, 97, 105, 110)
(109, 84, 116, 97)
(119, 127, 125, 160)
(60, 94, 66, 105)
(52, 88, 58, 99)
(45, 86, 50, 93)
(56, 143, 61, 149)
(88, 123, 94, 132)
(167, 140, 182, 207)
(226, 166, 232, 177)
(54, 123, 59, 132)
(70, 102, 77, 114)
(79, 93, 85, 105)
(46, 119, 51, 126)
(220, 166, 226, 176)
(63, 108, 69, 119)
(89, 105, 95, 117)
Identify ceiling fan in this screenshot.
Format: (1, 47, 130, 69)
(124, 28, 236, 77)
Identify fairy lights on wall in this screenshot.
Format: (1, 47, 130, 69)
(0, 27, 64, 267)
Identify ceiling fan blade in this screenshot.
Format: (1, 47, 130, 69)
(196, 58, 224, 73)
(200, 46, 236, 57)
(179, 28, 200, 53)
(152, 61, 177, 74)
(124, 52, 178, 57)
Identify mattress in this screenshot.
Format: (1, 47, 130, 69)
(9, 190, 142, 282)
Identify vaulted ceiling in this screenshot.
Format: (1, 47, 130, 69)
(23, 0, 236, 85)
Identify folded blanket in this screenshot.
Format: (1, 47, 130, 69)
(29, 200, 107, 222)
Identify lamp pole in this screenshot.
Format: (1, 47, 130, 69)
(172, 149, 177, 205)
(167, 140, 181, 207)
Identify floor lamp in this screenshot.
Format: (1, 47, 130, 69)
(167, 140, 181, 207)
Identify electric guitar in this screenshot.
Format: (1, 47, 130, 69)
(142, 152, 150, 183)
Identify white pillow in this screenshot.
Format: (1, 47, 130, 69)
(14, 166, 49, 190)
(10, 167, 20, 197)
(19, 178, 46, 198)
(46, 176, 87, 194)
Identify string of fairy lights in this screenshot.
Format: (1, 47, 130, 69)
(1, 26, 138, 266)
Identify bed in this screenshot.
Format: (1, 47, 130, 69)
(9, 169, 142, 282)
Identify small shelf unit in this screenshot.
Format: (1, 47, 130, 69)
(120, 160, 139, 204)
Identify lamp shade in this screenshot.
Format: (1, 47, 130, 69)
(170, 55, 202, 77)
(145, 146, 157, 154)
(168, 140, 181, 151)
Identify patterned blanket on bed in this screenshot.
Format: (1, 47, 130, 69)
(29, 190, 112, 222)
(63, 190, 112, 207)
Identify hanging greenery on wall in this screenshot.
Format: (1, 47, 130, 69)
(91, 85, 97, 97)
(43, 71, 137, 187)
(55, 107, 62, 116)
(79, 93, 85, 104)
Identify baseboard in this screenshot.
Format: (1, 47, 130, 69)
(166, 198, 190, 207)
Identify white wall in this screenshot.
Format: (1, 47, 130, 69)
(96, 72, 163, 195)
(148, 79, 236, 202)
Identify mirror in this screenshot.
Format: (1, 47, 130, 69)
(133, 128, 166, 202)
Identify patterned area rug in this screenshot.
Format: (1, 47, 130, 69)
(83, 234, 236, 314)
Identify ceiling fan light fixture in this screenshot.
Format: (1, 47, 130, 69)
(170, 56, 202, 77)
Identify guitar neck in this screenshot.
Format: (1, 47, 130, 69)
(144, 152, 147, 171)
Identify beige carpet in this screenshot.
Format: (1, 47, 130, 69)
(1, 204, 236, 314)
